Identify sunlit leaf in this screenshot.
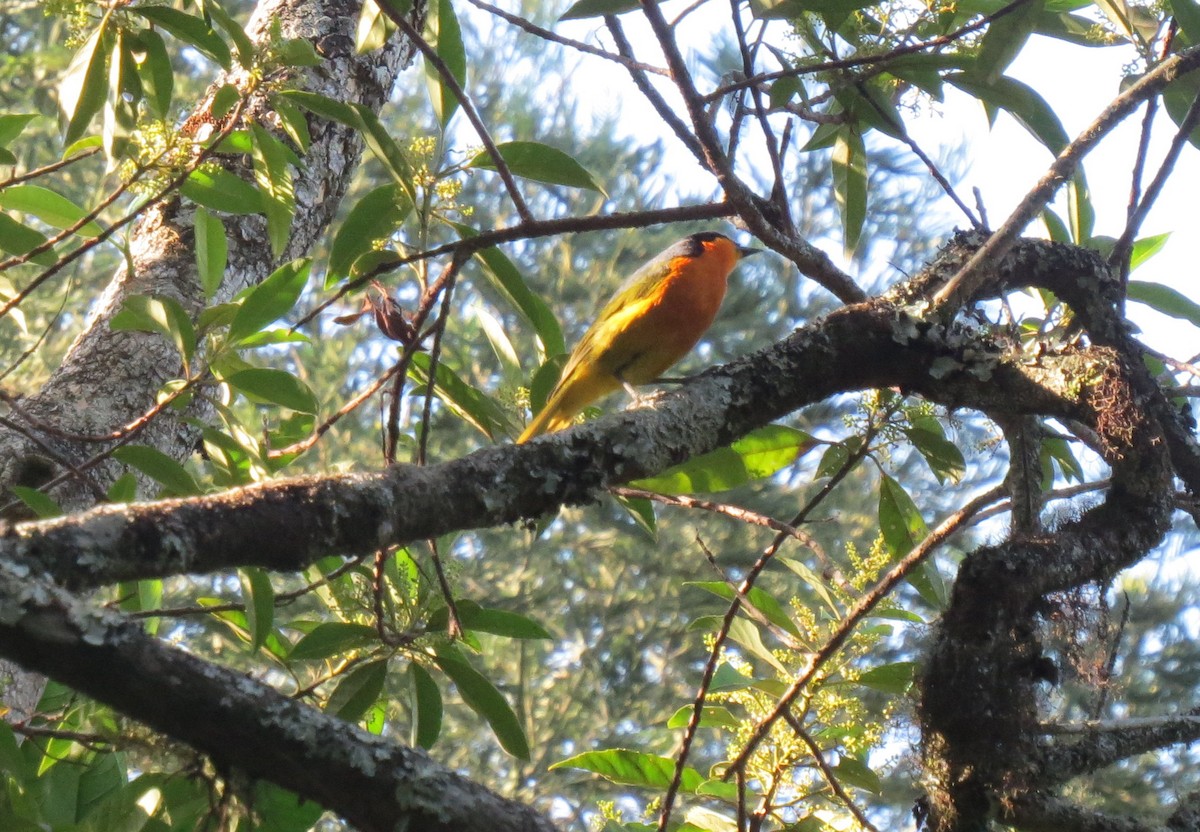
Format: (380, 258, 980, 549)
(469, 141, 606, 194)
(832, 125, 867, 255)
(131, 6, 232, 69)
(551, 749, 705, 791)
(424, 0, 466, 125)
(60, 17, 111, 146)
(327, 184, 412, 285)
(195, 208, 228, 299)
(409, 352, 515, 439)
(227, 368, 320, 414)
(632, 425, 815, 494)
(878, 472, 928, 558)
(8, 487, 62, 519)
(182, 167, 263, 215)
(857, 661, 917, 693)
(228, 258, 311, 345)
(0, 185, 102, 237)
(1127, 280, 1200, 328)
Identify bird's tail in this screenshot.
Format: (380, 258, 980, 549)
(516, 385, 578, 443)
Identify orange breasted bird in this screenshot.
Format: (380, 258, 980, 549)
(516, 231, 759, 443)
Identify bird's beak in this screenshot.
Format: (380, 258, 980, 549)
(738, 245, 762, 259)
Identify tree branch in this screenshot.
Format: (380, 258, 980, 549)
(0, 562, 556, 832)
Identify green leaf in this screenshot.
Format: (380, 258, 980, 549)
(182, 167, 263, 215)
(710, 663, 754, 692)
(276, 37, 322, 67)
(1067, 173, 1094, 244)
(409, 663, 443, 749)
(1127, 280, 1200, 328)
(205, 0, 256, 66)
(560, 0, 641, 18)
(240, 568, 275, 653)
(250, 124, 297, 258)
(1042, 207, 1071, 242)
(250, 782, 324, 832)
(131, 6, 232, 70)
(1173, 0, 1200, 42)
(428, 601, 553, 639)
(832, 126, 867, 255)
(211, 83, 241, 121)
(195, 208, 228, 299)
(272, 97, 312, 152)
(227, 368, 319, 414)
(227, 258, 311, 345)
(631, 425, 815, 494)
(280, 91, 416, 199)
(409, 351, 514, 439)
(1129, 232, 1170, 272)
(551, 749, 705, 792)
(453, 223, 565, 356)
(9, 486, 62, 519)
(904, 419, 965, 484)
(857, 661, 917, 693)
(666, 705, 739, 730)
(424, 0, 467, 125)
(780, 557, 842, 618)
(0, 113, 40, 148)
(357, 0, 396, 53)
(878, 472, 927, 558)
(60, 18, 111, 146)
(1042, 435, 1084, 485)
(327, 659, 389, 722)
(434, 646, 529, 759)
(106, 472, 138, 503)
(689, 581, 802, 637)
(974, 0, 1045, 82)
(327, 184, 412, 285)
(0, 185, 102, 237)
(0, 213, 53, 264)
(112, 445, 202, 497)
(469, 141, 606, 194)
(726, 618, 788, 673)
(614, 493, 657, 542)
(833, 756, 882, 794)
(947, 72, 1069, 155)
(110, 294, 196, 364)
(131, 29, 173, 117)
(290, 622, 379, 660)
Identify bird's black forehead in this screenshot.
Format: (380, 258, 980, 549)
(680, 231, 729, 256)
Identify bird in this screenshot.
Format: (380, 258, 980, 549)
(516, 231, 759, 443)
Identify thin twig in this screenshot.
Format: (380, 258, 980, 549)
(466, 0, 669, 76)
(414, 254, 464, 465)
(0, 146, 102, 188)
